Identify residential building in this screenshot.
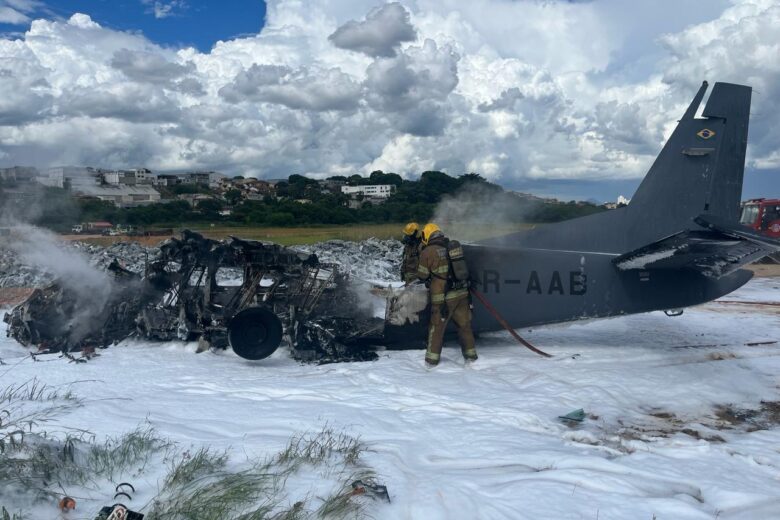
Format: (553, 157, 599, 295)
(341, 184, 395, 198)
(180, 172, 211, 185)
(41, 166, 96, 189)
(208, 172, 226, 188)
(72, 184, 161, 207)
(119, 168, 153, 186)
(155, 174, 181, 187)
(103, 171, 121, 185)
(319, 179, 346, 193)
(153, 171, 225, 188)
(235, 178, 275, 196)
(0, 166, 38, 182)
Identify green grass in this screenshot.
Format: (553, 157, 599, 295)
(191, 223, 404, 245)
(189, 222, 534, 246)
(0, 506, 26, 520)
(66, 222, 535, 246)
(1, 382, 383, 519)
(149, 427, 378, 519)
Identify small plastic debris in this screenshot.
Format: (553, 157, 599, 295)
(351, 479, 391, 503)
(94, 504, 144, 520)
(558, 408, 586, 423)
(58, 496, 76, 512)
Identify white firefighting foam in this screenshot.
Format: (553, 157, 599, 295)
(1, 274, 778, 519)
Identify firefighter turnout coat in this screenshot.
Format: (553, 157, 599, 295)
(401, 239, 422, 283)
(417, 236, 477, 365)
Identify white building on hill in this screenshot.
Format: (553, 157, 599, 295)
(72, 184, 161, 207)
(341, 184, 395, 198)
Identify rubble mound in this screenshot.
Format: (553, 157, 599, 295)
(0, 241, 159, 288)
(0, 249, 50, 287)
(0, 236, 403, 288)
(300, 237, 402, 283)
(73, 241, 159, 274)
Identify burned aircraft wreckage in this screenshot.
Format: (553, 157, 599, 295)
(4, 231, 423, 362)
(7, 82, 780, 364)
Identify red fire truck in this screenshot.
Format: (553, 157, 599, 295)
(740, 198, 780, 238)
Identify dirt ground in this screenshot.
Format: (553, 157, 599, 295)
(747, 263, 780, 278)
(0, 288, 34, 307)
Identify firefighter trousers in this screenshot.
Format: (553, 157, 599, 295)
(425, 296, 477, 365)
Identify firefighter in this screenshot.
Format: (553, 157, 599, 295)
(400, 222, 422, 284)
(417, 223, 477, 367)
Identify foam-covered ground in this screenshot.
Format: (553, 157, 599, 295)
(1, 278, 779, 519)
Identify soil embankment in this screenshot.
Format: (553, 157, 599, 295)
(748, 263, 780, 278)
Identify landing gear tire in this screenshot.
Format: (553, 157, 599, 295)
(228, 307, 283, 360)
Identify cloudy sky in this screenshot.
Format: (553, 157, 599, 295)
(0, 0, 778, 201)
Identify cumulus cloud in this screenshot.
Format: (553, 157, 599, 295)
(328, 2, 416, 57)
(659, 0, 780, 169)
(0, 0, 777, 188)
(111, 49, 193, 83)
(220, 64, 362, 111)
(141, 0, 188, 19)
(364, 38, 459, 135)
(478, 87, 525, 112)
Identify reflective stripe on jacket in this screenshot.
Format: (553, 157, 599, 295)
(417, 240, 449, 304)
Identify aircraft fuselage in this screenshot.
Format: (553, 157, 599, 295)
(465, 244, 752, 332)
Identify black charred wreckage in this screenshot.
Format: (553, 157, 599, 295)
(4, 230, 429, 362)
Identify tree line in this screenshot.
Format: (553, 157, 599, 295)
(0, 171, 607, 231)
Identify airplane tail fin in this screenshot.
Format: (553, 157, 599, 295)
(625, 81, 752, 242)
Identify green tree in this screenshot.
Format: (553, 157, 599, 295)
(268, 212, 295, 226)
(196, 198, 223, 219)
(224, 188, 243, 206)
(368, 170, 403, 186)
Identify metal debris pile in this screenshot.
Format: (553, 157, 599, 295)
(299, 238, 402, 283)
(3, 231, 407, 363)
(0, 237, 402, 288)
(0, 240, 155, 288)
(72, 241, 158, 273)
(0, 247, 51, 287)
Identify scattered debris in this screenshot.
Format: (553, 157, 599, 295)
(714, 401, 780, 431)
(558, 408, 586, 423)
(94, 504, 144, 520)
(350, 479, 391, 503)
(58, 496, 76, 512)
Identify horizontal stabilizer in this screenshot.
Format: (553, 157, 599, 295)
(694, 215, 780, 249)
(613, 216, 780, 279)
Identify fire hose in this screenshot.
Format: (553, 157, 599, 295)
(470, 287, 552, 358)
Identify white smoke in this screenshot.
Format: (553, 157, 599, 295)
(432, 182, 537, 242)
(8, 223, 116, 342)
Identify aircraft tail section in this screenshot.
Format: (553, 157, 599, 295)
(625, 81, 752, 244)
(699, 83, 752, 222)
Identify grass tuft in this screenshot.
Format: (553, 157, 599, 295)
(150, 427, 379, 519)
(1, 381, 384, 519)
(0, 506, 27, 520)
(276, 426, 366, 469)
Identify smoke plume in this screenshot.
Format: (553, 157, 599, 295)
(8, 223, 116, 342)
(431, 182, 540, 242)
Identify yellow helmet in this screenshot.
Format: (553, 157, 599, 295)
(421, 223, 441, 244)
(403, 222, 420, 237)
